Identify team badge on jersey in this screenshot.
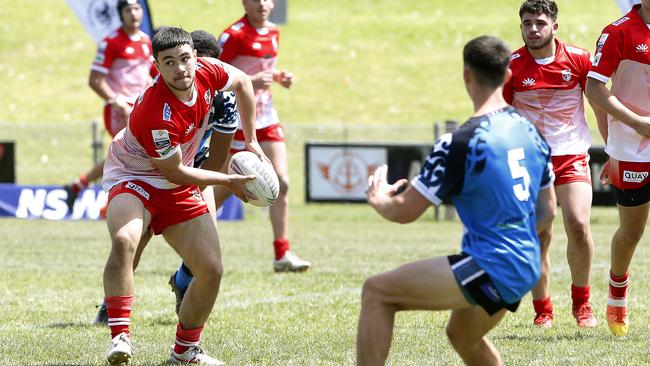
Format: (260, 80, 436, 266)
(637, 44, 649, 53)
(597, 34, 609, 51)
(152, 129, 174, 157)
(561, 69, 572, 82)
(163, 103, 172, 121)
(219, 33, 230, 47)
(125, 47, 134, 54)
(204, 90, 211, 105)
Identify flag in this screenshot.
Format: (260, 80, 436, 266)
(66, 0, 154, 43)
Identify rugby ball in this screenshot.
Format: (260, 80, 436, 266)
(228, 151, 279, 207)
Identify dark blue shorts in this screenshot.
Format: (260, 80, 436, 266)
(448, 252, 520, 316)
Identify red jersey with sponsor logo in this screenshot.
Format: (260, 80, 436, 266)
(219, 16, 280, 129)
(504, 39, 592, 156)
(103, 58, 232, 190)
(91, 27, 153, 104)
(589, 4, 650, 162)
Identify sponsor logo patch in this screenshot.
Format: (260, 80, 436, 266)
(252, 42, 262, 50)
(623, 170, 648, 183)
(522, 78, 536, 87)
(126, 182, 150, 200)
(152, 129, 171, 148)
(597, 34, 609, 51)
(636, 44, 648, 53)
(510, 53, 521, 61)
(219, 33, 230, 47)
(163, 103, 171, 121)
(592, 52, 602, 66)
(204, 90, 211, 105)
(125, 46, 134, 54)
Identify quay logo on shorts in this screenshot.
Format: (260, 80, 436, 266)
(572, 161, 588, 176)
(126, 182, 150, 200)
(163, 103, 172, 122)
(623, 170, 649, 183)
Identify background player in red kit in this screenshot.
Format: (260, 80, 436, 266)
(101, 27, 265, 365)
(586, 1, 650, 337)
(503, 0, 599, 329)
(64, 0, 153, 212)
(212, 0, 311, 272)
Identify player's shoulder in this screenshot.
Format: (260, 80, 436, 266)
(225, 17, 248, 34)
(509, 45, 528, 63)
(105, 28, 120, 41)
(601, 14, 632, 34)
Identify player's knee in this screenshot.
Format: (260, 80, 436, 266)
(111, 231, 138, 258)
(445, 325, 472, 349)
(565, 215, 590, 242)
(278, 176, 289, 196)
(618, 225, 645, 245)
(361, 276, 384, 305)
(195, 257, 224, 283)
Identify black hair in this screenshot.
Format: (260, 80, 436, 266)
(117, 0, 140, 22)
(463, 36, 511, 88)
(191, 30, 221, 58)
(519, 0, 559, 22)
(152, 27, 194, 60)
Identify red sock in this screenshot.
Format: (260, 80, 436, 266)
(532, 297, 553, 315)
(174, 323, 203, 355)
(72, 175, 89, 192)
(609, 271, 628, 299)
(273, 238, 290, 260)
(105, 295, 133, 338)
(571, 284, 590, 308)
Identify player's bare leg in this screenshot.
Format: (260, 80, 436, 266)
(162, 213, 225, 364)
(556, 182, 597, 327)
(261, 141, 289, 240)
(356, 257, 505, 366)
(262, 140, 310, 272)
(163, 213, 223, 328)
(447, 307, 507, 366)
(103, 193, 152, 365)
(104, 194, 151, 297)
(607, 203, 649, 336)
(530, 224, 553, 327)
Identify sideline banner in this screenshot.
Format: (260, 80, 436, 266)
(305, 143, 616, 206)
(66, 0, 154, 43)
(0, 184, 243, 221)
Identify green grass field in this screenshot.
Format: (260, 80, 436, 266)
(2, 0, 649, 365)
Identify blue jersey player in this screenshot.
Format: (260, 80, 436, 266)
(357, 36, 557, 366)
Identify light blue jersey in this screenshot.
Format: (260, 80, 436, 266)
(412, 106, 554, 303)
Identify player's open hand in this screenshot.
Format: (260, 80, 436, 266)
(226, 174, 257, 202)
(367, 165, 408, 204)
(599, 159, 611, 186)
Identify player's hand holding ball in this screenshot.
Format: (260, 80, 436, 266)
(228, 151, 280, 207)
(367, 164, 408, 206)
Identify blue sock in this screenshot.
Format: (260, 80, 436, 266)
(174, 262, 193, 291)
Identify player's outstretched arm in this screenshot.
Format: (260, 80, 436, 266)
(222, 65, 266, 160)
(152, 149, 256, 201)
(585, 78, 650, 138)
(535, 186, 556, 235)
(367, 165, 428, 224)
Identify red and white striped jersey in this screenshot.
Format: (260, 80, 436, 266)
(504, 39, 592, 156)
(91, 27, 153, 104)
(103, 58, 232, 190)
(589, 4, 650, 162)
(219, 16, 280, 129)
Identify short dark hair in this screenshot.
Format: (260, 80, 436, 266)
(463, 36, 511, 88)
(191, 30, 221, 58)
(519, 0, 559, 22)
(152, 27, 194, 60)
(117, 0, 140, 22)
